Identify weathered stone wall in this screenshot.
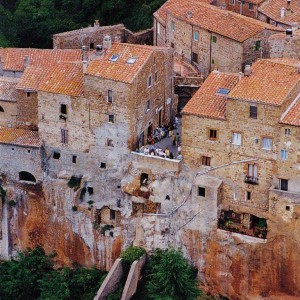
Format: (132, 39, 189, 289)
(219, 1, 258, 18)
(124, 28, 153, 45)
(0, 101, 17, 127)
(153, 18, 166, 47)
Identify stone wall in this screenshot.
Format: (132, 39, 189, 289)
(0, 101, 17, 128)
(124, 28, 153, 45)
(17, 90, 38, 129)
(218, 1, 258, 18)
(153, 18, 166, 47)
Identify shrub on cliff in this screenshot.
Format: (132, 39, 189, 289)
(120, 246, 146, 265)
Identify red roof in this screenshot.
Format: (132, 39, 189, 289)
(281, 97, 300, 126)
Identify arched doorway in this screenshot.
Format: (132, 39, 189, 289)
(19, 171, 36, 182)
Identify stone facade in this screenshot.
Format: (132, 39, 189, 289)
(216, 0, 260, 18)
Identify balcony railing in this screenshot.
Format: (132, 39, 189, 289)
(244, 175, 259, 185)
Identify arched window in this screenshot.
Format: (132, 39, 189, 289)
(0, 106, 4, 112)
(19, 171, 36, 182)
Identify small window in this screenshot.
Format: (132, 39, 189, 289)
(109, 54, 119, 62)
(250, 105, 257, 119)
(53, 152, 60, 160)
(246, 191, 251, 200)
(72, 155, 77, 164)
(286, 205, 290, 211)
(211, 59, 215, 64)
(212, 36, 217, 43)
(171, 21, 175, 31)
(193, 31, 199, 41)
(233, 192, 237, 201)
(60, 104, 67, 115)
(108, 114, 115, 123)
(201, 156, 211, 166)
(0, 106, 4, 112)
(146, 99, 150, 112)
(280, 149, 288, 160)
(90, 42, 94, 49)
(216, 88, 230, 95)
(192, 52, 198, 63)
(198, 187, 206, 197)
(100, 162, 106, 169)
(147, 75, 152, 87)
(26, 92, 31, 97)
(61, 129, 68, 144)
(141, 173, 149, 186)
(285, 128, 291, 135)
(262, 137, 272, 150)
(107, 90, 113, 103)
(248, 3, 254, 9)
(209, 129, 217, 140)
(12, 147, 14, 151)
(255, 40, 261, 51)
(127, 56, 137, 64)
(107, 139, 113, 147)
(279, 178, 288, 191)
(87, 187, 94, 195)
(232, 132, 242, 146)
(27, 149, 31, 153)
(157, 22, 161, 35)
(171, 42, 175, 48)
(110, 210, 116, 220)
(155, 71, 158, 82)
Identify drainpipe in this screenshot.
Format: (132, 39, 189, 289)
(209, 31, 212, 74)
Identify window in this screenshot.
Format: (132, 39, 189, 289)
(212, 36, 217, 43)
(285, 128, 291, 135)
(146, 99, 150, 112)
(87, 187, 94, 195)
(280, 149, 288, 160)
(110, 210, 116, 220)
(61, 129, 68, 144)
(211, 59, 215, 64)
(198, 187, 206, 197)
(246, 191, 251, 200)
(26, 92, 31, 97)
(262, 137, 272, 150)
(60, 104, 67, 115)
(27, 149, 31, 153)
(230, 0, 236, 4)
(12, 147, 14, 151)
(72, 155, 77, 164)
(209, 129, 217, 140)
(216, 88, 230, 95)
(233, 192, 237, 201)
(201, 156, 211, 166)
(100, 162, 106, 169)
(141, 173, 149, 186)
(250, 105, 257, 119)
(107, 139, 113, 147)
(286, 205, 290, 211)
(255, 40, 261, 51)
(248, 3, 254, 9)
(171, 42, 175, 48)
(279, 178, 288, 191)
(127, 56, 137, 64)
(107, 90, 113, 103)
(192, 52, 198, 63)
(246, 163, 258, 184)
(148, 75, 152, 87)
(193, 31, 199, 41)
(232, 132, 242, 146)
(108, 114, 115, 123)
(155, 71, 158, 82)
(171, 21, 175, 31)
(53, 152, 60, 160)
(0, 106, 3, 112)
(90, 42, 94, 49)
(157, 22, 160, 35)
(109, 54, 119, 62)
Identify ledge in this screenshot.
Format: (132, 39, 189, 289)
(217, 229, 267, 244)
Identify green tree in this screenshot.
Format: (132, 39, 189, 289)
(145, 248, 201, 300)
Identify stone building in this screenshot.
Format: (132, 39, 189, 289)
(182, 58, 300, 232)
(53, 20, 153, 50)
(153, 0, 283, 76)
(257, 0, 300, 28)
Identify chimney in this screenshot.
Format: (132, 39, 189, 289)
(286, 28, 293, 37)
(82, 60, 88, 73)
(239, 71, 243, 81)
(23, 55, 30, 69)
(103, 35, 112, 51)
(186, 11, 193, 18)
(82, 45, 88, 61)
(95, 44, 103, 56)
(281, 7, 286, 18)
(94, 20, 100, 28)
(244, 65, 252, 76)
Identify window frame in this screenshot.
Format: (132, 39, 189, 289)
(201, 156, 211, 166)
(212, 36, 217, 43)
(193, 31, 199, 41)
(107, 89, 113, 103)
(209, 129, 217, 140)
(146, 99, 150, 113)
(192, 52, 198, 64)
(60, 104, 67, 115)
(280, 149, 288, 160)
(171, 20, 175, 31)
(284, 128, 291, 135)
(279, 178, 288, 191)
(255, 40, 261, 51)
(232, 132, 242, 146)
(261, 137, 272, 150)
(61, 128, 68, 144)
(147, 75, 152, 88)
(108, 114, 115, 123)
(198, 186, 206, 197)
(249, 105, 257, 119)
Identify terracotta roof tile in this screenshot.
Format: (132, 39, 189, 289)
(16, 66, 49, 91)
(281, 97, 300, 126)
(38, 63, 83, 97)
(229, 59, 300, 105)
(85, 43, 156, 83)
(0, 77, 18, 102)
(182, 71, 239, 119)
(0, 48, 81, 72)
(0, 127, 41, 147)
(258, 0, 300, 24)
(154, 0, 282, 42)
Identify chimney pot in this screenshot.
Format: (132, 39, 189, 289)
(186, 10, 193, 18)
(244, 65, 252, 76)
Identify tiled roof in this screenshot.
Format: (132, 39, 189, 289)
(281, 98, 300, 126)
(38, 63, 83, 96)
(0, 77, 18, 102)
(16, 66, 49, 91)
(0, 127, 41, 148)
(85, 43, 156, 83)
(0, 48, 81, 71)
(258, 0, 300, 24)
(182, 71, 239, 119)
(229, 59, 300, 105)
(154, 0, 282, 42)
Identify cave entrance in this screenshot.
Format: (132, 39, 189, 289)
(19, 171, 36, 183)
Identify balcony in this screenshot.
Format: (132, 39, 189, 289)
(244, 175, 259, 185)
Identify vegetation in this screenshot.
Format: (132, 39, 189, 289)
(67, 176, 82, 190)
(8, 199, 16, 207)
(0, 185, 6, 200)
(120, 246, 146, 265)
(0, 0, 167, 48)
(0, 246, 106, 300)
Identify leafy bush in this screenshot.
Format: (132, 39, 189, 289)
(87, 200, 94, 206)
(120, 246, 146, 265)
(8, 200, 16, 207)
(67, 176, 82, 190)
